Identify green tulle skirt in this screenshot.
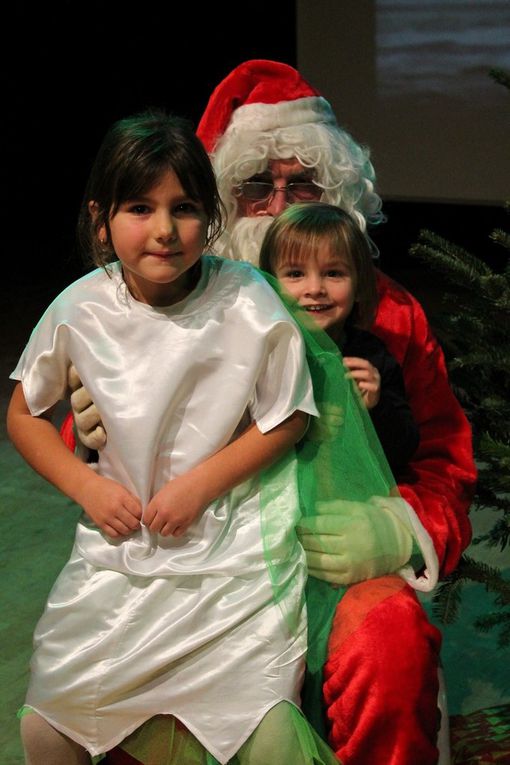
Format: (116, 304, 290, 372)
(110, 700, 344, 764)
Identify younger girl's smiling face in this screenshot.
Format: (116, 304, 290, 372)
(101, 169, 208, 306)
(274, 244, 357, 336)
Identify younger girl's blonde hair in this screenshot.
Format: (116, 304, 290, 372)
(259, 202, 379, 330)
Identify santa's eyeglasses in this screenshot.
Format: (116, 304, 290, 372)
(234, 180, 323, 204)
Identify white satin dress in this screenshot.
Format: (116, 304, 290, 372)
(11, 255, 318, 762)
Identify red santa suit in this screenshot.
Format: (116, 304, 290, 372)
(194, 60, 476, 765)
(322, 270, 474, 764)
(373, 270, 474, 576)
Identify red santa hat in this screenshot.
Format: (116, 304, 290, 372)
(196, 59, 337, 153)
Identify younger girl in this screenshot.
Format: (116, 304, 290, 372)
(259, 201, 420, 473)
(7, 110, 343, 765)
(258, 201, 436, 750)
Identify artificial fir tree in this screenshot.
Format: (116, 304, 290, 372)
(409, 69, 510, 647)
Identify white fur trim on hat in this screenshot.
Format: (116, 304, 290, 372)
(227, 96, 337, 134)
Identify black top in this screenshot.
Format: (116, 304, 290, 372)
(341, 327, 420, 473)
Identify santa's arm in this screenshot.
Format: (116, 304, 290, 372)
(299, 275, 476, 590)
(373, 272, 475, 578)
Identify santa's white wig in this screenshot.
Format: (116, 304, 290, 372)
(197, 60, 384, 262)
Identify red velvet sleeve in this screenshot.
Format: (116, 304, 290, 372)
(372, 270, 475, 577)
(60, 410, 76, 452)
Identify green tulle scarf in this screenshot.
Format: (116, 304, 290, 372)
(258, 271, 398, 743)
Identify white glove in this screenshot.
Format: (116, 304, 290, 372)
(297, 496, 414, 585)
(68, 365, 107, 451)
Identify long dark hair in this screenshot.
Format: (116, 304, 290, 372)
(77, 108, 225, 268)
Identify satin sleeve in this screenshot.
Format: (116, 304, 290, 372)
(250, 317, 318, 434)
(10, 301, 71, 415)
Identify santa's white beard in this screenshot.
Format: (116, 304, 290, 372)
(215, 216, 274, 266)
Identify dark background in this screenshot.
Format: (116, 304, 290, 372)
(2, 2, 301, 358)
(4, 2, 297, 288)
(3, 2, 508, 358)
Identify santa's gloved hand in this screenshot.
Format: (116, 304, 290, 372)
(306, 402, 344, 442)
(68, 365, 107, 451)
(297, 496, 414, 585)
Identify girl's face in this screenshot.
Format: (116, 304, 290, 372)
(274, 244, 356, 336)
(102, 170, 208, 306)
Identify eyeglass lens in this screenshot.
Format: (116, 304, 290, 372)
(238, 181, 321, 202)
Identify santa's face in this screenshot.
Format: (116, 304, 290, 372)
(234, 159, 321, 218)
(223, 158, 322, 264)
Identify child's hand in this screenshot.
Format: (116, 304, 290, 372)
(144, 475, 208, 537)
(76, 473, 142, 538)
(343, 356, 381, 409)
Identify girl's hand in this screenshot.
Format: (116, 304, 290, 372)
(343, 356, 381, 409)
(144, 474, 209, 537)
(75, 473, 142, 539)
